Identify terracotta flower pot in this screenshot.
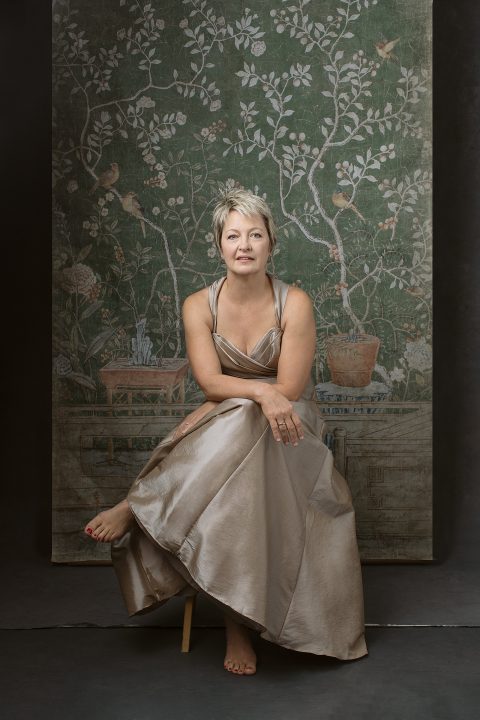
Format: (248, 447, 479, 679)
(325, 333, 380, 387)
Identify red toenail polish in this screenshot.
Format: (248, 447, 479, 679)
(86, 528, 92, 534)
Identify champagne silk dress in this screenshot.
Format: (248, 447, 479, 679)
(111, 273, 368, 660)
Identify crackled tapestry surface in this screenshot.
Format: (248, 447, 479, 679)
(52, 0, 432, 563)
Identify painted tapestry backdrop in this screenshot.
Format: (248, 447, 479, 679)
(52, 0, 432, 563)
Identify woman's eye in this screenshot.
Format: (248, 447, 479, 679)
(226, 233, 262, 239)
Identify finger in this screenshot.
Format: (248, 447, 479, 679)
(276, 419, 290, 444)
(270, 420, 283, 443)
(291, 412, 305, 441)
(283, 416, 300, 446)
(289, 413, 305, 444)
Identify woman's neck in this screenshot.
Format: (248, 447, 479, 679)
(223, 269, 271, 304)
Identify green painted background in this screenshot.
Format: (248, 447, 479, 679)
(52, 0, 432, 405)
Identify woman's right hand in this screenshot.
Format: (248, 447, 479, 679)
(172, 400, 219, 441)
(257, 385, 304, 446)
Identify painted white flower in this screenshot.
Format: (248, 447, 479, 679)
(152, 206, 160, 216)
(98, 197, 106, 207)
(179, 19, 188, 29)
(251, 40, 266, 57)
(176, 111, 187, 125)
(209, 99, 222, 112)
(205, 232, 214, 243)
(276, 24, 285, 33)
(207, 245, 216, 258)
(167, 197, 176, 207)
(403, 337, 432, 372)
(101, 208, 108, 216)
(105, 192, 114, 201)
(67, 179, 78, 193)
(83, 220, 91, 229)
(144, 152, 156, 165)
(389, 367, 405, 383)
(156, 19, 165, 30)
(176, 196, 184, 205)
(136, 95, 155, 109)
(158, 127, 172, 138)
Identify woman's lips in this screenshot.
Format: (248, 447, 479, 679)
(236, 257, 254, 261)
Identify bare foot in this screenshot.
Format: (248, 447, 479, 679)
(223, 612, 257, 675)
(84, 499, 134, 543)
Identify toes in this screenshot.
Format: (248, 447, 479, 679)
(87, 514, 104, 532)
(96, 527, 110, 542)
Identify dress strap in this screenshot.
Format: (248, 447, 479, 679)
(269, 273, 290, 328)
(208, 276, 226, 333)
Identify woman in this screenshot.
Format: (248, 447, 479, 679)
(85, 188, 368, 674)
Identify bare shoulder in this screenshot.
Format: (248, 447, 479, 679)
(182, 286, 212, 328)
(284, 284, 313, 316)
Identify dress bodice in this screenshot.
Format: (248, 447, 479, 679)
(208, 273, 290, 378)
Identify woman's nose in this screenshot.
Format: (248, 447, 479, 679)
(239, 236, 252, 249)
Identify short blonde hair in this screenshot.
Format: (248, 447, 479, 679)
(212, 188, 277, 254)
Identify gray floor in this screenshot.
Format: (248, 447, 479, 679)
(2, 558, 479, 629)
(1, 627, 478, 720)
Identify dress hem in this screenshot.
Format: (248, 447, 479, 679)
(126, 500, 368, 661)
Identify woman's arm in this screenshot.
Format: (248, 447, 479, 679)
(182, 290, 273, 404)
(269, 286, 317, 400)
(182, 286, 316, 444)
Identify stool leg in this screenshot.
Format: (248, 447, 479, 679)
(181, 595, 196, 652)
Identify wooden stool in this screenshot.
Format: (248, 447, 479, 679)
(181, 594, 197, 652)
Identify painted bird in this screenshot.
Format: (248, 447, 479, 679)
(121, 191, 146, 237)
(375, 37, 400, 62)
(331, 191, 366, 222)
(89, 162, 120, 194)
(405, 286, 425, 298)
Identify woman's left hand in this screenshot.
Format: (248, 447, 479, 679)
(172, 400, 219, 440)
(257, 385, 304, 446)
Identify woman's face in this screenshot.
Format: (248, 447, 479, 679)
(220, 210, 271, 276)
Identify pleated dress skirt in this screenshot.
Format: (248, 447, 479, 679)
(111, 274, 368, 661)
